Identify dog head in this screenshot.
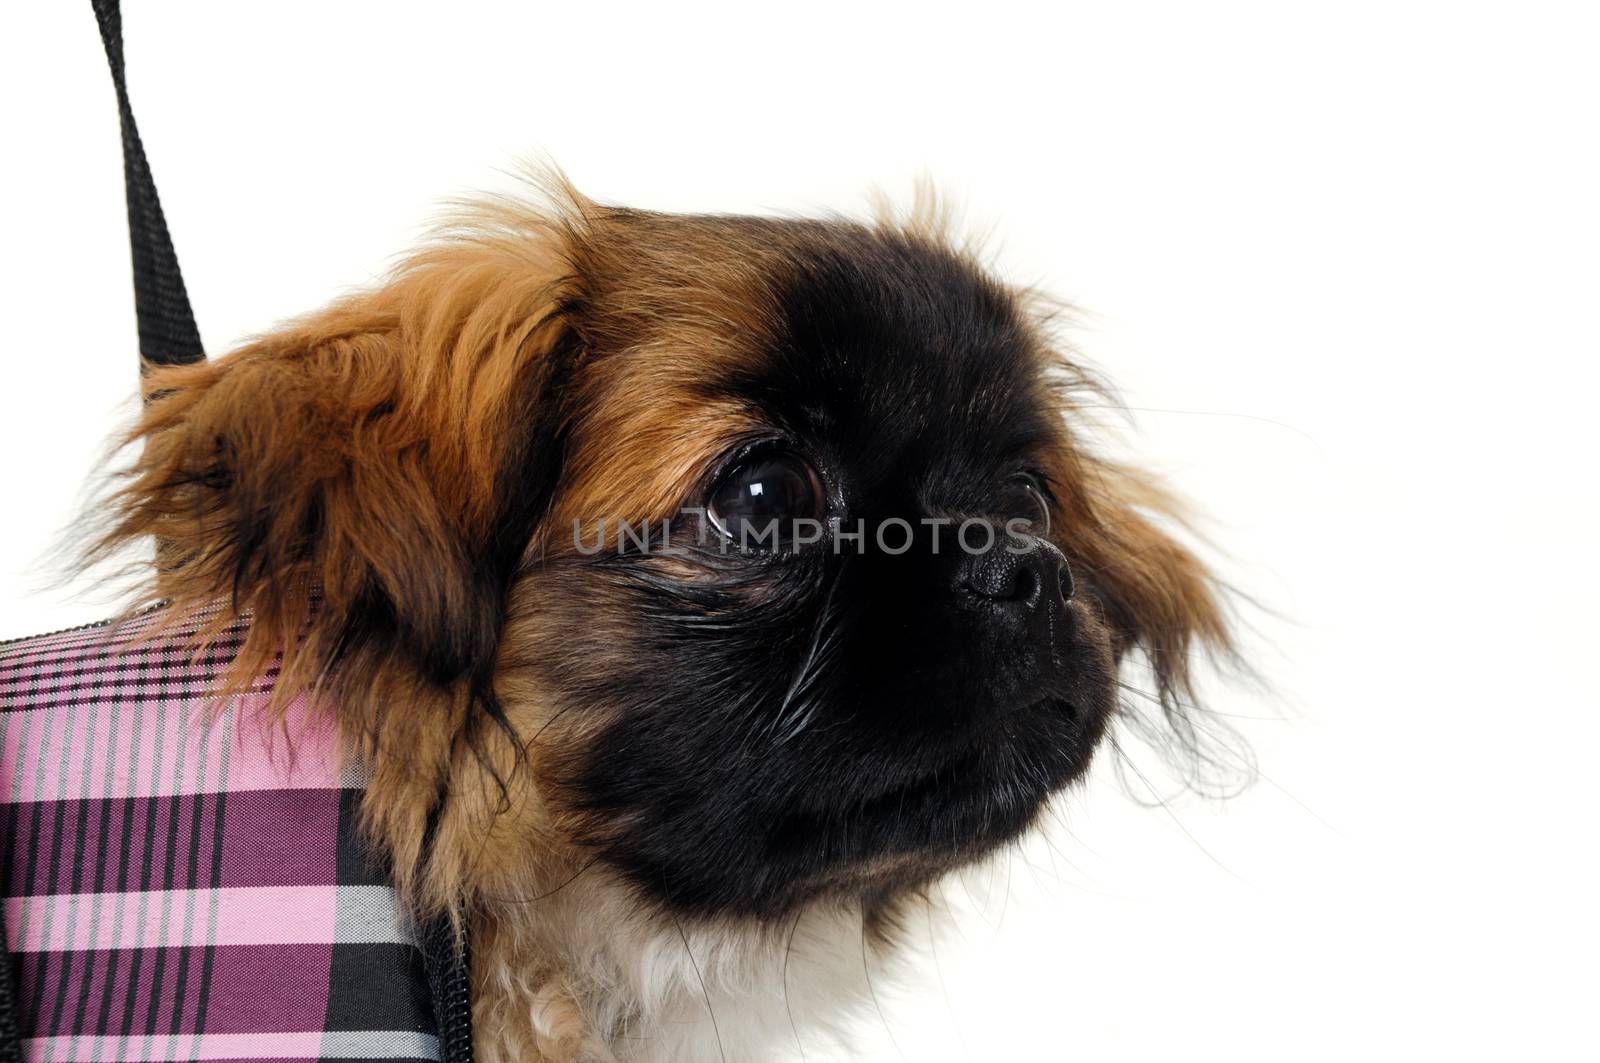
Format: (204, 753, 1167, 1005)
(95, 179, 1231, 921)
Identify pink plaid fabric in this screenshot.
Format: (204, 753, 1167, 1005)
(1, 607, 439, 1062)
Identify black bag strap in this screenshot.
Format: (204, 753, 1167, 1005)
(90, 0, 204, 369)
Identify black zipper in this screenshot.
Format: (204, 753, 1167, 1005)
(422, 917, 476, 1063)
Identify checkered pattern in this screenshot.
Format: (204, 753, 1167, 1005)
(0, 607, 440, 1062)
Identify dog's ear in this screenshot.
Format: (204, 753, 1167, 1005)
(1072, 460, 1232, 684)
(1018, 300, 1238, 775)
(91, 207, 583, 726)
(1044, 428, 1238, 780)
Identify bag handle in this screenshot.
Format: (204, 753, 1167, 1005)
(90, 0, 204, 370)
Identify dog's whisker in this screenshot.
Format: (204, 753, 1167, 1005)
(769, 559, 848, 746)
(670, 908, 727, 1063)
(783, 909, 809, 1063)
(1113, 739, 1239, 878)
(860, 919, 910, 1063)
(925, 900, 973, 1063)
(485, 855, 601, 907)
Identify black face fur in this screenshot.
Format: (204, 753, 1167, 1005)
(532, 222, 1119, 920)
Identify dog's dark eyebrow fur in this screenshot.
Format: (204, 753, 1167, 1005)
(731, 226, 1063, 496)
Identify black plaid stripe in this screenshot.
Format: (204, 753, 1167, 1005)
(324, 786, 440, 1060)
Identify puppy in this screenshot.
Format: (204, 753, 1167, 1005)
(85, 177, 1232, 1061)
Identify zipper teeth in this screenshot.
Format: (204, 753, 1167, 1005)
(0, 600, 172, 649)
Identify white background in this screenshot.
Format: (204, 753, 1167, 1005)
(3, 2, 1597, 1060)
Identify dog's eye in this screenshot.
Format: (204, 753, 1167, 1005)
(706, 452, 825, 549)
(1000, 473, 1052, 536)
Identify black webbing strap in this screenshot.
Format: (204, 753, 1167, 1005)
(90, 0, 204, 369)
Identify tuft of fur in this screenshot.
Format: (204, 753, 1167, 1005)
(471, 867, 900, 1062)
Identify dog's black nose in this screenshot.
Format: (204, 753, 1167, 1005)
(958, 538, 1074, 612)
